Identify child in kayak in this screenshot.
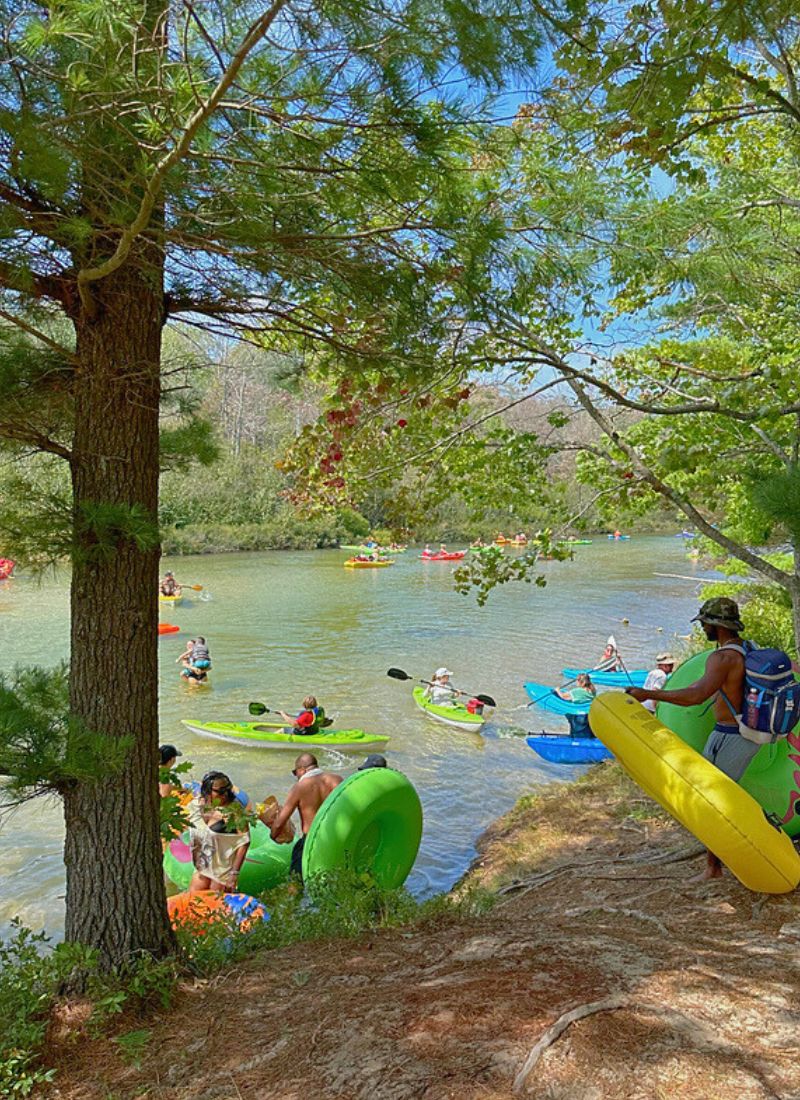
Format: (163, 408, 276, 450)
(425, 668, 458, 706)
(278, 696, 327, 735)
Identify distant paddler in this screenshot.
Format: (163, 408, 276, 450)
(160, 570, 181, 597)
(598, 635, 621, 672)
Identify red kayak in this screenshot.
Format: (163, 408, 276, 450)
(159, 623, 180, 635)
(420, 551, 466, 561)
(0, 558, 15, 580)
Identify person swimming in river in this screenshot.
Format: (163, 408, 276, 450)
(277, 696, 327, 735)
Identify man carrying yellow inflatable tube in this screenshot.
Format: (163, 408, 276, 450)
(626, 597, 759, 883)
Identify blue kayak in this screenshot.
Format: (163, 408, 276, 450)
(526, 734, 612, 765)
(523, 682, 593, 716)
(561, 668, 647, 688)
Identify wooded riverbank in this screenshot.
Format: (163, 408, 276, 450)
(46, 764, 800, 1099)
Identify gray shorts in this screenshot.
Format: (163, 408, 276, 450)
(702, 724, 760, 782)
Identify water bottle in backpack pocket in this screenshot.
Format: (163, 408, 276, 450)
(724, 645, 800, 745)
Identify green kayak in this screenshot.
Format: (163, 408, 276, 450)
(181, 718, 389, 751)
(412, 686, 487, 731)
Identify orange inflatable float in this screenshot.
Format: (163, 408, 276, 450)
(167, 890, 269, 934)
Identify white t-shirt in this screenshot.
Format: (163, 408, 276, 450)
(642, 668, 668, 713)
(429, 683, 456, 706)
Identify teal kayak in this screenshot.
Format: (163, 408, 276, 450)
(523, 681, 594, 716)
(412, 686, 487, 731)
(561, 667, 647, 687)
(181, 718, 389, 751)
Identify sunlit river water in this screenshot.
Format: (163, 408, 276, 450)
(0, 537, 716, 939)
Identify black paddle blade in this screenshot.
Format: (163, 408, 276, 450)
(475, 693, 496, 708)
(248, 702, 268, 716)
(387, 667, 412, 681)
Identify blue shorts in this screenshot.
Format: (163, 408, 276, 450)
(702, 723, 760, 782)
(192, 659, 211, 669)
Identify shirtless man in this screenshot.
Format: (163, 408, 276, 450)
(626, 597, 754, 881)
(267, 753, 342, 880)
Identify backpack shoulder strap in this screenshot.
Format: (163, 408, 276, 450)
(712, 644, 747, 719)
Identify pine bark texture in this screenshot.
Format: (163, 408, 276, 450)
(63, 255, 173, 964)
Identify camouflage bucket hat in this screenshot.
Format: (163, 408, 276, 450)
(691, 597, 744, 632)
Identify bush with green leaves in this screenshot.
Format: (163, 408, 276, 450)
(0, 923, 174, 1098)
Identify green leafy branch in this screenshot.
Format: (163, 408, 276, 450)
(0, 666, 131, 803)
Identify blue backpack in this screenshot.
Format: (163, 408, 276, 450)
(723, 643, 800, 744)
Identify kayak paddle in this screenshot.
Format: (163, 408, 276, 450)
(386, 668, 496, 708)
(176, 583, 204, 591)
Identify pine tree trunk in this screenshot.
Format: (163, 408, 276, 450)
(63, 258, 173, 966)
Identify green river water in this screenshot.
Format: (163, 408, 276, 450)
(0, 537, 713, 938)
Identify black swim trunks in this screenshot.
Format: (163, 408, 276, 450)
(290, 834, 305, 880)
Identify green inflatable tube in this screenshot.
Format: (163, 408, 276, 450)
(302, 768, 423, 898)
(657, 650, 800, 836)
(164, 821, 296, 894)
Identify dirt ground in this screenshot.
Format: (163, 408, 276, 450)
(47, 765, 800, 1100)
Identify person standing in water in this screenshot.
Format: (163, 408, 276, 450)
(626, 598, 754, 881)
(268, 754, 342, 881)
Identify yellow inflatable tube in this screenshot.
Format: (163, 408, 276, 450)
(590, 692, 800, 895)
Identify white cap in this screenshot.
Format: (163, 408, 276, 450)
(606, 635, 617, 649)
(435, 667, 452, 678)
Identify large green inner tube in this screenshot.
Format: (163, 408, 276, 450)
(302, 769, 423, 897)
(658, 649, 800, 836)
(164, 820, 296, 894)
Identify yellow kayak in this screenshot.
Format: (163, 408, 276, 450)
(590, 692, 800, 894)
(159, 592, 183, 605)
(344, 558, 394, 568)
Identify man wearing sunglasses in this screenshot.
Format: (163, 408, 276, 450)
(267, 753, 342, 882)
